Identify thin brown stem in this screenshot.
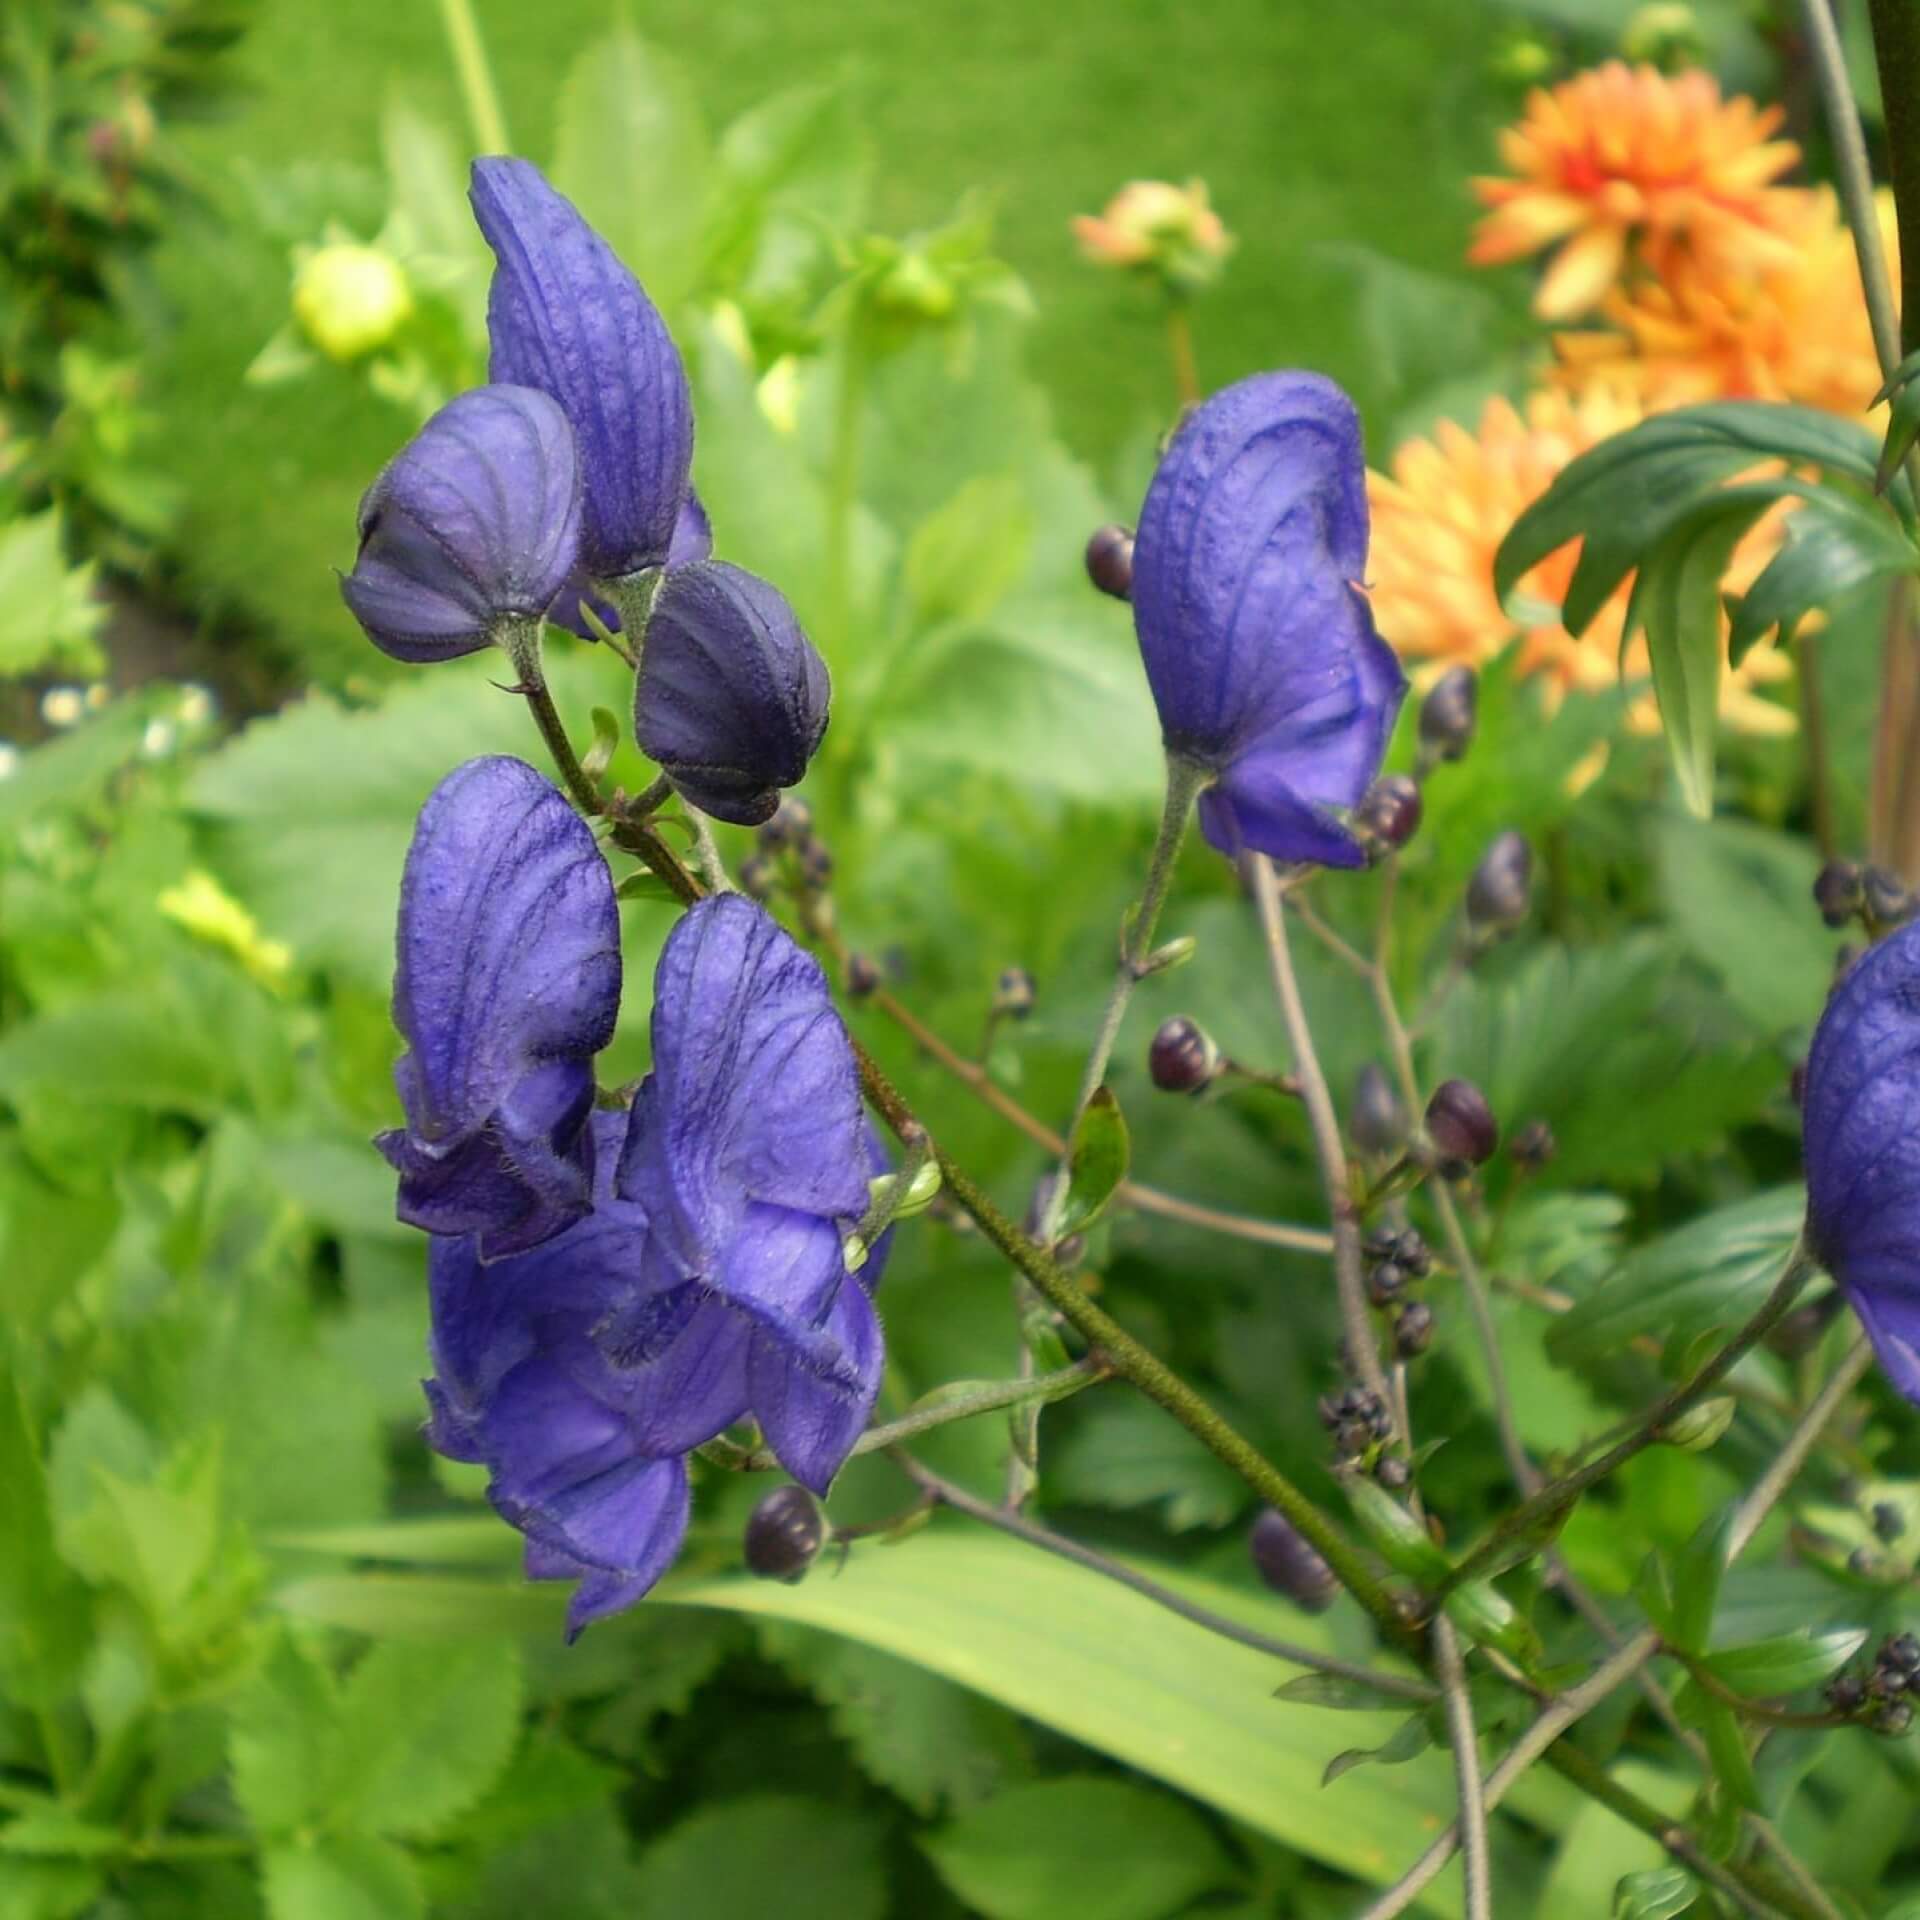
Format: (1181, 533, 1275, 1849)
(1165, 302, 1201, 410)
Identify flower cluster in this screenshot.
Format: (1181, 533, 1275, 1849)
(393, 770, 887, 1634)
(340, 157, 828, 827)
(1131, 371, 1405, 866)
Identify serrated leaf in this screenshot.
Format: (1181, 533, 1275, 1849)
(331, 1638, 524, 1838)
(923, 1777, 1228, 1920)
(636, 1796, 886, 1920)
(1059, 1087, 1129, 1238)
(1700, 1628, 1867, 1697)
(263, 1833, 422, 1920)
(1323, 1713, 1433, 1786)
(1728, 487, 1918, 661)
(0, 511, 105, 678)
(0, 1375, 89, 1711)
(758, 1622, 1027, 1814)
(228, 1630, 338, 1835)
(1273, 1673, 1420, 1711)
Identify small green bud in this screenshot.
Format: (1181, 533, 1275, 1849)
(1657, 1395, 1736, 1453)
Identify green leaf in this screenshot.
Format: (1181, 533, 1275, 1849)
(1614, 1865, 1699, 1919)
(0, 1375, 89, 1710)
(1699, 1698, 1763, 1812)
(1671, 1507, 1735, 1656)
(1876, 347, 1920, 488)
(1547, 1187, 1805, 1366)
(229, 1630, 339, 1835)
(263, 1833, 423, 1920)
(549, 28, 711, 312)
(1656, 815, 1834, 1035)
(634, 1796, 885, 1920)
(1700, 1628, 1867, 1697)
(0, 1858, 104, 1920)
(756, 1623, 1028, 1814)
(616, 869, 684, 905)
(0, 698, 152, 836)
(276, 1574, 563, 1640)
(266, 1517, 519, 1567)
(1625, 492, 1775, 817)
(1323, 1713, 1434, 1786)
(1044, 1393, 1251, 1531)
(331, 1639, 523, 1838)
(1272, 1673, 1422, 1711)
(1059, 1087, 1129, 1238)
(1344, 1476, 1451, 1582)
(0, 1810, 124, 1859)
(922, 1777, 1229, 1920)
(1727, 487, 1918, 661)
(0, 510, 105, 678)
(903, 474, 1033, 629)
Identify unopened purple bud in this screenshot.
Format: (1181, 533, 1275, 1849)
(1814, 860, 1865, 928)
(1085, 524, 1135, 600)
(1354, 774, 1422, 851)
(1248, 1508, 1338, 1613)
(847, 951, 882, 998)
(1466, 830, 1532, 935)
(1149, 1016, 1220, 1094)
(634, 562, 830, 826)
(1393, 1299, 1435, 1357)
(1508, 1117, 1557, 1172)
(1426, 1078, 1498, 1171)
(744, 1485, 826, 1583)
(993, 967, 1036, 1018)
(341, 385, 582, 664)
(1418, 666, 1477, 763)
(1865, 865, 1914, 927)
(1350, 1062, 1408, 1157)
(738, 854, 776, 901)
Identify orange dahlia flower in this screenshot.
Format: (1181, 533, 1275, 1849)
(1366, 387, 1794, 736)
(1471, 61, 1800, 320)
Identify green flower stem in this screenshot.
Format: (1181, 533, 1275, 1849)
(686, 808, 734, 894)
(1869, 0, 1920, 358)
(435, 0, 510, 155)
(501, 621, 602, 817)
(1047, 755, 1206, 1235)
(1165, 301, 1201, 411)
(892, 1450, 1436, 1702)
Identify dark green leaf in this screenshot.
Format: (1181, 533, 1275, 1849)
(1671, 1507, 1735, 1656)
(1322, 1713, 1433, 1786)
(1699, 1699, 1763, 1812)
(1876, 347, 1920, 488)
(1060, 1087, 1129, 1238)
(1614, 1865, 1699, 1919)
(1728, 488, 1918, 661)
(0, 1375, 89, 1710)
(637, 1796, 886, 1920)
(1700, 1629, 1867, 1697)
(1045, 1393, 1249, 1532)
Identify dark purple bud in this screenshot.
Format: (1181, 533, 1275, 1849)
(378, 757, 619, 1259)
(1874, 1502, 1907, 1544)
(1418, 665, 1477, 763)
(993, 967, 1036, 1018)
(1354, 775, 1422, 851)
(799, 840, 834, 890)
(739, 854, 776, 901)
(1803, 918, 1920, 1404)
(1826, 1672, 1867, 1713)
(471, 157, 694, 580)
(634, 562, 830, 826)
(341, 385, 582, 663)
(1875, 1698, 1913, 1736)
(1149, 1016, 1220, 1094)
(846, 951, 882, 998)
(1466, 831, 1532, 935)
(759, 795, 813, 849)
(1374, 1454, 1412, 1492)
(1426, 1078, 1498, 1171)
(1130, 372, 1406, 867)
(1888, 1631, 1920, 1670)
(1865, 864, 1914, 927)
(1366, 1260, 1407, 1308)
(1393, 1300, 1435, 1357)
(1248, 1508, 1338, 1613)
(1394, 1229, 1431, 1278)
(1350, 1062, 1408, 1157)
(1508, 1118, 1557, 1172)
(1813, 860, 1864, 928)
(744, 1485, 827, 1583)
(1084, 523, 1135, 600)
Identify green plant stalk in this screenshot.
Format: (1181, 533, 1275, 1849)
(501, 622, 601, 816)
(1870, 0, 1920, 358)
(436, 0, 511, 154)
(1438, 1243, 1815, 1598)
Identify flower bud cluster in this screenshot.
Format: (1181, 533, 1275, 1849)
(1814, 859, 1914, 934)
(1827, 1634, 1920, 1735)
(1318, 1385, 1393, 1470)
(1363, 1227, 1435, 1358)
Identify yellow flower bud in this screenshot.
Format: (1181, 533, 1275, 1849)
(292, 244, 414, 363)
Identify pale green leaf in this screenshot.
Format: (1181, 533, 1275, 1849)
(904, 474, 1033, 629)
(228, 1630, 339, 1835)
(0, 511, 105, 679)
(1060, 1086, 1129, 1237)
(263, 1833, 422, 1920)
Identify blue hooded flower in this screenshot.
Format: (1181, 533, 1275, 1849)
(340, 384, 582, 663)
(548, 489, 715, 640)
(1802, 918, 1920, 1402)
(471, 156, 695, 584)
(1130, 371, 1406, 866)
(379, 756, 620, 1260)
(633, 561, 831, 826)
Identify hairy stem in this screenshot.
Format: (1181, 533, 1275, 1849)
(893, 1452, 1435, 1701)
(501, 622, 602, 817)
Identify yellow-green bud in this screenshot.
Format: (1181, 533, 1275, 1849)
(293, 244, 413, 362)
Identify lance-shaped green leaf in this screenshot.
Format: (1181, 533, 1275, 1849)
(1059, 1087, 1129, 1238)
(1614, 1866, 1700, 1920)
(1343, 1475, 1451, 1582)
(1699, 1628, 1867, 1698)
(1876, 347, 1920, 490)
(1727, 487, 1920, 663)
(1698, 1697, 1763, 1812)
(1670, 1507, 1735, 1656)
(1322, 1712, 1433, 1786)
(1273, 1673, 1425, 1711)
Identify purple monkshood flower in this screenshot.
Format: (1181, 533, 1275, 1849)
(634, 561, 831, 826)
(1130, 371, 1406, 867)
(471, 156, 695, 586)
(1803, 918, 1920, 1402)
(341, 385, 582, 664)
(548, 489, 714, 640)
(379, 756, 620, 1260)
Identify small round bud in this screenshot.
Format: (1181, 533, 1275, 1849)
(1874, 1502, 1907, 1544)
(1466, 831, 1533, 936)
(1826, 1672, 1867, 1714)
(1850, 1545, 1880, 1577)
(738, 854, 776, 901)
(1354, 775, 1422, 852)
(993, 967, 1037, 1019)
(1362, 1226, 1400, 1262)
(1394, 1229, 1431, 1279)
(1875, 1698, 1914, 1737)
(1333, 1419, 1374, 1462)
(1813, 860, 1864, 928)
(1508, 1118, 1557, 1173)
(1248, 1508, 1338, 1613)
(1394, 1300, 1435, 1358)
(799, 840, 834, 890)
(1084, 524, 1136, 601)
(1865, 864, 1914, 927)
(1366, 1260, 1407, 1309)
(1888, 1632, 1920, 1672)
(293, 242, 413, 362)
(1350, 1062, 1409, 1158)
(743, 1485, 826, 1583)
(1374, 1454, 1412, 1492)
(847, 951, 882, 999)
(1418, 666, 1478, 763)
(758, 795, 813, 850)
(1425, 1078, 1498, 1172)
(1149, 1016, 1220, 1094)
